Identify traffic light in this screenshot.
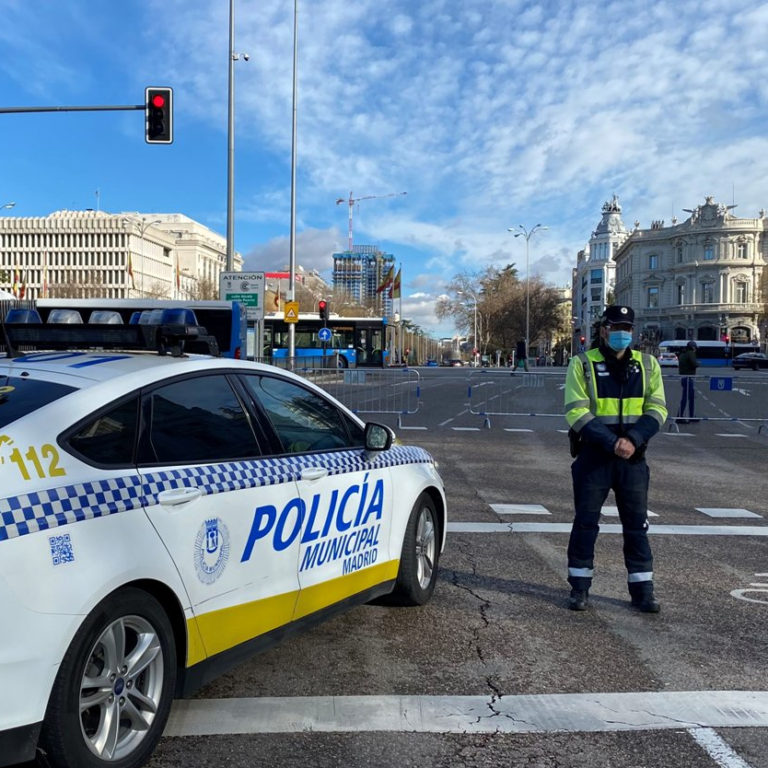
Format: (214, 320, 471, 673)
(318, 300, 328, 322)
(580, 336, 586, 344)
(145, 87, 173, 144)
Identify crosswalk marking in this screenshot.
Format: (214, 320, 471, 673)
(696, 508, 763, 519)
(164, 690, 768, 738)
(491, 503, 550, 515)
(447, 522, 768, 536)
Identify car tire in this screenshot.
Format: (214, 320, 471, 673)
(39, 587, 177, 768)
(390, 493, 440, 606)
(337, 356, 348, 369)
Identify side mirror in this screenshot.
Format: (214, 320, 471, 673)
(364, 422, 393, 452)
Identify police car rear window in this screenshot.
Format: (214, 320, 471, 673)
(0, 376, 76, 428)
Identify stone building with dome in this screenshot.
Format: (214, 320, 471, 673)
(571, 195, 630, 347)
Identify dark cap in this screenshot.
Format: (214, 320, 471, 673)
(687, 340, 697, 349)
(601, 305, 634, 327)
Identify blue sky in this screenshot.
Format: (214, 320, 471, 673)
(2, 0, 768, 336)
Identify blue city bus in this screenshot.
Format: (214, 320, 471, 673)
(658, 339, 759, 367)
(34, 299, 247, 359)
(258, 313, 389, 368)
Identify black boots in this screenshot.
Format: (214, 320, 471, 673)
(630, 584, 660, 613)
(569, 589, 589, 611)
(631, 593, 660, 613)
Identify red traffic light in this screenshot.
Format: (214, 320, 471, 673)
(151, 93, 166, 108)
(580, 336, 586, 343)
(145, 87, 173, 144)
(318, 300, 327, 310)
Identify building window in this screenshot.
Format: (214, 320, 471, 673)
(734, 281, 748, 303)
(590, 269, 602, 283)
(737, 242, 748, 259)
(676, 283, 685, 304)
(701, 282, 714, 303)
(647, 286, 659, 308)
(676, 245, 684, 263)
(648, 254, 658, 270)
(591, 288, 602, 301)
(703, 243, 714, 260)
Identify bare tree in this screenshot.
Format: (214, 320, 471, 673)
(50, 270, 107, 298)
(188, 276, 219, 300)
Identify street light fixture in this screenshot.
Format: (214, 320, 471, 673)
(508, 223, 548, 365)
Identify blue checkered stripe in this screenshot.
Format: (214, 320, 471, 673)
(0, 445, 434, 544)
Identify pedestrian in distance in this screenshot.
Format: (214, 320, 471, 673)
(564, 305, 668, 613)
(676, 341, 699, 424)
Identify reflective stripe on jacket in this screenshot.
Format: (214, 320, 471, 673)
(564, 348, 667, 441)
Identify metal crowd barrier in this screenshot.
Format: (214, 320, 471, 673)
(467, 369, 568, 428)
(663, 372, 768, 433)
(255, 357, 422, 426)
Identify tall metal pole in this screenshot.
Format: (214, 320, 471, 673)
(288, 0, 298, 359)
(509, 223, 548, 364)
(226, 0, 235, 273)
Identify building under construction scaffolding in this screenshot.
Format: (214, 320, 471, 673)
(332, 245, 395, 317)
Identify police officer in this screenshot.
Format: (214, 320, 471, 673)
(564, 305, 667, 612)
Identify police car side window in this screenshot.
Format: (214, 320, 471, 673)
(66, 396, 139, 466)
(241, 375, 363, 454)
(146, 375, 260, 464)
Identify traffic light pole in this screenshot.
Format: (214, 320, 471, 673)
(0, 105, 145, 113)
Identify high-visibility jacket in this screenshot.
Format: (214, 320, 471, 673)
(564, 346, 667, 455)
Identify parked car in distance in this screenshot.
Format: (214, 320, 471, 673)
(448, 358, 464, 367)
(657, 352, 679, 368)
(731, 352, 768, 370)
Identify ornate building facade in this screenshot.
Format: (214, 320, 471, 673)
(613, 197, 766, 348)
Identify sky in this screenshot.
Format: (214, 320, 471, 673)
(2, 0, 768, 337)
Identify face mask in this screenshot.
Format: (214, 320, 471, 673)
(607, 330, 632, 351)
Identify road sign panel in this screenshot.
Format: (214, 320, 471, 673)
(710, 377, 733, 391)
(284, 301, 299, 323)
(318, 327, 332, 342)
(219, 271, 265, 321)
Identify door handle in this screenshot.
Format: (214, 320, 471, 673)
(301, 467, 328, 482)
(156, 487, 203, 506)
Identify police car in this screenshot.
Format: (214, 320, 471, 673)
(0, 308, 447, 768)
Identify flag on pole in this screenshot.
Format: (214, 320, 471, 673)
(175, 253, 181, 291)
(376, 265, 394, 293)
(126, 252, 135, 289)
(389, 268, 401, 299)
(12, 268, 20, 298)
(18, 271, 26, 300)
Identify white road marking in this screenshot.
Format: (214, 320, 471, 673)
(164, 690, 768, 739)
(491, 504, 550, 515)
(451, 426, 481, 431)
(602, 505, 658, 518)
(689, 727, 755, 768)
(399, 425, 428, 430)
(715, 433, 748, 438)
(503, 428, 533, 432)
(447, 522, 768, 536)
(696, 508, 763, 519)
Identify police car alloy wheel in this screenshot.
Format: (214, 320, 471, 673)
(40, 588, 176, 768)
(390, 493, 440, 606)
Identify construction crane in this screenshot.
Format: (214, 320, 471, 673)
(336, 190, 407, 251)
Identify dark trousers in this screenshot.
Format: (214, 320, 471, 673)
(678, 376, 695, 418)
(567, 451, 653, 595)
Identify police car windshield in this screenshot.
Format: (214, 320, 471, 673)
(0, 376, 77, 428)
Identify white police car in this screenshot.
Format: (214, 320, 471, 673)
(0, 309, 446, 768)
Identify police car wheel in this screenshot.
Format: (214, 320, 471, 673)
(39, 588, 177, 768)
(391, 493, 439, 606)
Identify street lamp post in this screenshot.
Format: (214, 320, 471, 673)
(508, 223, 548, 365)
(122, 216, 162, 296)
